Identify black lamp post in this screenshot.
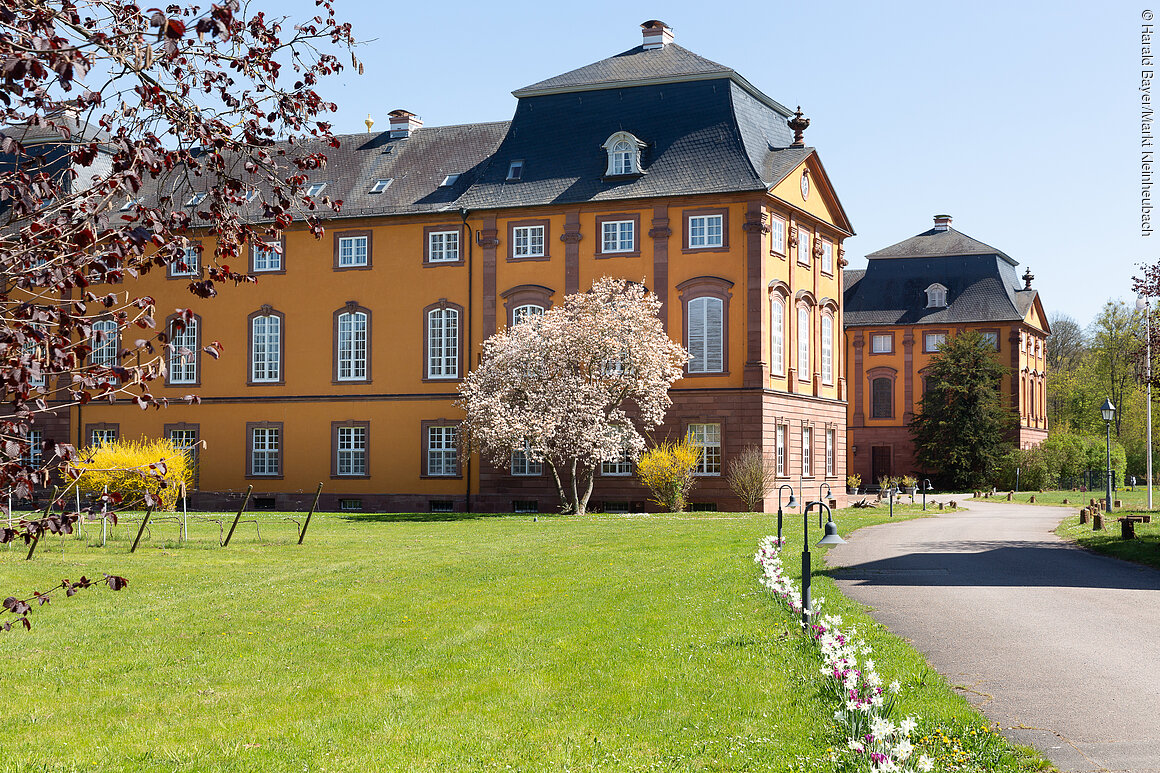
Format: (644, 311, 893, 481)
(922, 479, 933, 511)
(801, 500, 845, 627)
(776, 484, 797, 544)
(816, 482, 831, 525)
(1102, 398, 1116, 512)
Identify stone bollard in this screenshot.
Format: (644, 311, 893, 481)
(1093, 513, 1104, 530)
(1079, 508, 1089, 524)
(1029, 495, 1036, 503)
(949, 500, 957, 509)
(1114, 499, 1123, 509)
(1120, 518, 1136, 540)
(938, 502, 944, 510)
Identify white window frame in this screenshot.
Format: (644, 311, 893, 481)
(427, 426, 458, 477)
(601, 448, 632, 476)
(925, 283, 948, 308)
(776, 425, 786, 477)
(821, 314, 834, 385)
(687, 296, 724, 374)
(368, 178, 392, 194)
(770, 296, 785, 376)
(428, 230, 460, 263)
(336, 311, 368, 381)
(172, 246, 199, 277)
(90, 319, 118, 367)
(512, 304, 545, 325)
(826, 428, 835, 477)
(336, 426, 367, 477)
(91, 428, 117, 447)
(185, 192, 206, 207)
(871, 334, 893, 354)
(511, 445, 542, 477)
(797, 307, 810, 381)
(924, 332, 947, 353)
(601, 220, 635, 253)
(802, 426, 813, 477)
(821, 238, 834, 274)
(305, 183, 327, 197)
(439, 174, 460, 187)
(982, 331, 1000, 351)
(506, 160, 524, 181)
(252, 242, 282, 272)
(797, 227, 812, 266)
(770, 216, 787, 255)
(250, 314, 281, 383)
(168, 318, 199, 385)
(427, 307, 459, 379)
(688, 423, 722, 476)
(25, 429, 42, 468)
(250, 426, 280, 476)
(688, 214, 724, 248)
(602, 132, 644, 177)
(512, 225, 545, 258)
(337, 235, 368, 268)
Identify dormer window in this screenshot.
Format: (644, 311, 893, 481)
(602, 131, 645, 177)
(368, 178, 392, 194)
(506, 160, 524, 181)
(925, 283, 948, 308)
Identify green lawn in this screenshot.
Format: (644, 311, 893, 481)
(0, 506, 1048, 772)
(1055, 510, 1160, 570)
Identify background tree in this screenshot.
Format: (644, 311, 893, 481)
(1087, 300, 1142, 437)
(457, 277, 688, 516)
(0, 0, 356, 501)
(725, 444, 776, 512)
(910, 330, 1009, 490)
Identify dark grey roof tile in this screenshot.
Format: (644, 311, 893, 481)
(514, 44, 733, 96)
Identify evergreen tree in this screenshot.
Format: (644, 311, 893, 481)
(910, 331, 1010, 490)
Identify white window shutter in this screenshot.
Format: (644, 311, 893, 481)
(705, 297, 723, 372)
(688, 298, 706, 371)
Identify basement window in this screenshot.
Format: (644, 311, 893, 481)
(506, 160, 524, 181)
(368, 178, 393, 194)
(511, 499, 538, 513)
(339, 498, 363, 511)
(253, 497, 276, 510)
(429, 500, 455, 513)
(689, 502, 718, 512)
(439, 174, 461, 187)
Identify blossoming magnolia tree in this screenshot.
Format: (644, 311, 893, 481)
(0, 0, 355, 531)
(457, 277, 688, 516)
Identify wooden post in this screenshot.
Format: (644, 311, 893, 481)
(1120, 518, 1136, 540)
(1080, 508, 1089, 524)
(181, 481, 188, 542)
(1030, 495, 1036, 503)
(1093, 512, 1104, 530)
(298, 483, 323, 545)
(222, 486, 252, 547)
(130, 506, 155, 553)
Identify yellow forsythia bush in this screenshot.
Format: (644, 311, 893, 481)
(72, 438, 193, 512)
(636, 438, 701, 513)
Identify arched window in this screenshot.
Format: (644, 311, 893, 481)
(770, 296, 785, 375)
(871, 377, 893, 419)
(688, 296, 724, 373)
(821, 314, 834, 385)
(925, 283, 948, 308)
(512, 304, 544, 325)
(90, 319, 119, 367)
(250, 310, 283, 383)
(602, 131, 645, 177)
(335, 309, 368, 381)
(797, 306, 810, 380)
(427, 306, 460, 379)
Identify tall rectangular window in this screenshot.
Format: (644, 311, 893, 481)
(601, 220, 634, 253)
(427, 426, 458, 476)
(688, 214, 723, 248)
(871, 334, 892, 353)
(770, 216, 786, 254)
(336, 311, 367, 381)
(797, 228, 811, 266)
(821, 315, 834, 385)
(90, 319, 118, 367)
(337, 235, 368, 267)
(250, 425, 280, 476)
(776, 425, 786, 477)
(771, 297, 785, 375)
(336, 425, 367, 476)
(826, 428, 835, 477)
(802, 426, 812, 477)
(427, 308, 459, 379)
(512, 225, 545, 258)
(821, 239, 834, 274)
(24, 429, 42, 468)
(797, 307, 810, 380)
(169, 318, 199, 384)
(251, 314, 281, 382)
(687, 296, 724, 373)
(428, 231, 460, 263)
(252, 242, 282, 272)
(172, 246, 199, 277)
(688, 423, 722, 476)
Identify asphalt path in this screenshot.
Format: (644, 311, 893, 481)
(826, 498, 1160, 773)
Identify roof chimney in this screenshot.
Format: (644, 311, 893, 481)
(641, 20, 673, 50)
(388, 109, 422, 138)
(933, 214, 953, 232)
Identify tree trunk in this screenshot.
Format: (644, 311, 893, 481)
(570, 458, 583, 516)
(578, 465, 595, 516)
(547, 461, 573, 514)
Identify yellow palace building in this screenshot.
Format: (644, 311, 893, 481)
(72, 22, 855, 512)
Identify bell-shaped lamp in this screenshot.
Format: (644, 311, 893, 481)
(816, 518, 845, 546)
(787, 494, 798, 508)
(1101, 398, 1116, 423)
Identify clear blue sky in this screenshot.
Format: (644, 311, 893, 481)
(286, 0, 1142, 327)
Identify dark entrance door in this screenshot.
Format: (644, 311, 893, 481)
(871, 446, 892, 485)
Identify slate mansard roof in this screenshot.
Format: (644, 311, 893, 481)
(844, 225, 1039, 328)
